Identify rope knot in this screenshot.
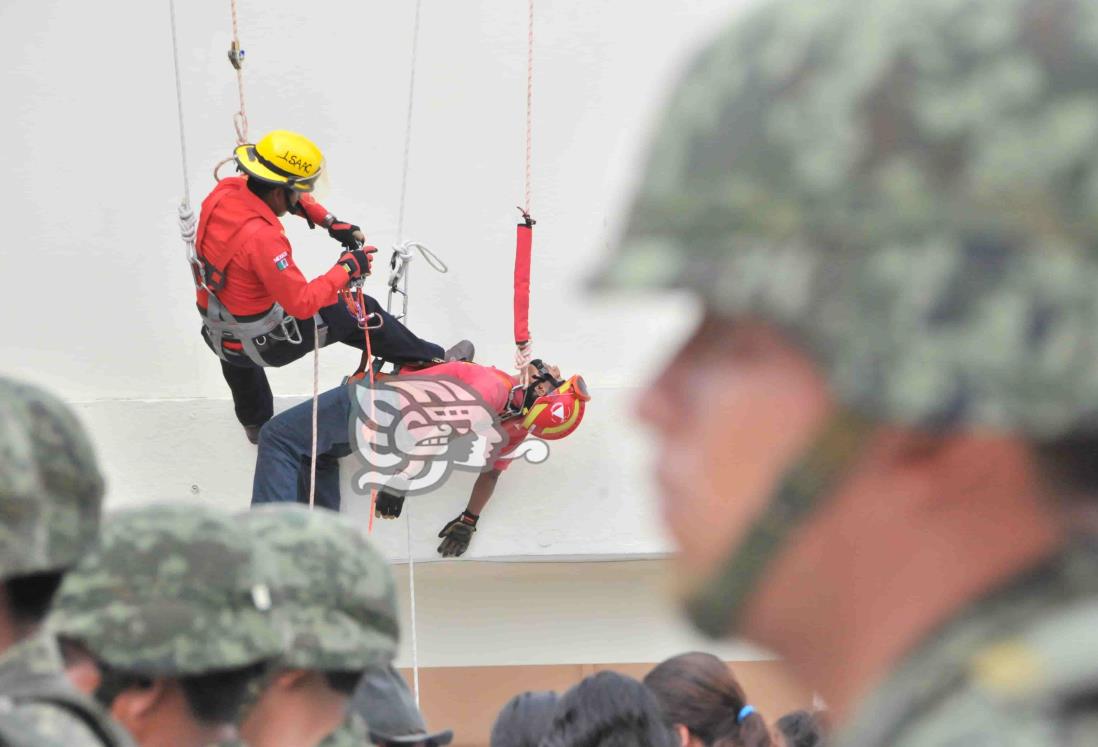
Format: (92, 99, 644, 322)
(177, 202, 198, 243)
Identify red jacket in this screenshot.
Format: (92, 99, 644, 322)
(196, 177, 349, 319)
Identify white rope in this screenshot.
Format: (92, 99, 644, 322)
(524, 0, 535, 216)
(389, 0, 426, 705)
(228, 0, 249, 145)
(308, 331, 320, 508)
(406, 508, 421, 706)
(168, 0, 191, 207)
(167, 0, 206, 291)
(395, 0, 423, 243)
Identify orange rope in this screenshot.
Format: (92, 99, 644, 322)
(359, 286, 379, 531)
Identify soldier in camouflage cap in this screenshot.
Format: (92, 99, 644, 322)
(237, 504, 399, 747)
(596, 0, 1098, 743)
(48, 503, 284, 746)
(0, 376, 134, 746)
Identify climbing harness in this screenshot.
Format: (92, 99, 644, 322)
(191, 186, 325, 367)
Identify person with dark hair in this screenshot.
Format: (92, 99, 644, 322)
(48, 504, 284, 746)
(238, 505, 401, 747)
(644, 652, 771, 747)
(774, 711, 824, 747)
(322, 665, 453, 747)
(490, 690, 558, 747)
(193, 129, 468, 443)
(541, 671, 678, 747)
(594, 0, 1098, 743)
(0, 377, 134, 746)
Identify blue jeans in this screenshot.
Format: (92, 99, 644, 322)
(251, 386, 353, 511)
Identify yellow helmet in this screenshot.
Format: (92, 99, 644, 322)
(234, 130, 324, 192)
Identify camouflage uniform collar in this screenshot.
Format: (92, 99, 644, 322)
(686, 410, 872, 635)
(0, 628, 65, 686)
(837, 539, 1098, 747)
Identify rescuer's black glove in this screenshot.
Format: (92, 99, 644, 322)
(437, 512, 478, 557)
(338, 246, 377, 279)
(328, 220, 364, 250)
(375, 490, 405, 520)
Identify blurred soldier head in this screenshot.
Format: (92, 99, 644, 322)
(49, 504, 284, 747)
(0, 375, 104, 648)
(238, 504, 399, 747)
(348, 665, 453, 747)
(596, 0, 1098, 722)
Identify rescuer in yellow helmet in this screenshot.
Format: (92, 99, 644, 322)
(193, 130, 471, 443)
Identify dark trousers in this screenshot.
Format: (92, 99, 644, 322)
(210, 296, 444, 427)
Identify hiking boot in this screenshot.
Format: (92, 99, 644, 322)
(444, 340, 475, 362)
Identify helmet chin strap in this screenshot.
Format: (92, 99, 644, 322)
(685, 410, 873, 637)
(509, 358, 562, 415)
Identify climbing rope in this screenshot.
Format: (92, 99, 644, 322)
(168, 0, 191, 206)
(395, 0, 423, 244)
(391, 0, 425, 705)
(227, 0, 249, 145)
(524, 0, 535, 218)
(308, 331, 320, 508)
(406, 509, 420, 706)
(167, 0, 203, 290)
(403, 1, 424, 705)
(213, 0, 250, 180)
(515, 0, 537, 386)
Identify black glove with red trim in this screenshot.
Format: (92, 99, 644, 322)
(437, 511, 478, 557)
(338, 246, 377, 279)
(328, 220, 364, 250)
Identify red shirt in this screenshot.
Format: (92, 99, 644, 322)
(413, 362, 529, 472)
(195, 177, 349, 319)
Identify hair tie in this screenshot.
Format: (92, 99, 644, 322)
(737, 705, 756, 724)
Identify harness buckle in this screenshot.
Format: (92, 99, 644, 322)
(202, 260, 228, 293)
(277, 315, 303, 345)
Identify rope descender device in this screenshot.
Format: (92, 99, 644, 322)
(227, 40, 245, 70)
(340, 278, 384, 332)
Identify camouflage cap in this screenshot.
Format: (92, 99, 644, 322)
(0, 376, 104, 579)
(240, 505, 398, 671)
(48, 503, 285, 676)
(596, 0, 1098, 438)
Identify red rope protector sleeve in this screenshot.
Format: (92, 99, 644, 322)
(514, 210, 535, 345)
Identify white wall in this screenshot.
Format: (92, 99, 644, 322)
(0, 0, 746, 562)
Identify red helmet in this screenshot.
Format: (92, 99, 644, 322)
(522, 369, 590, 441)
